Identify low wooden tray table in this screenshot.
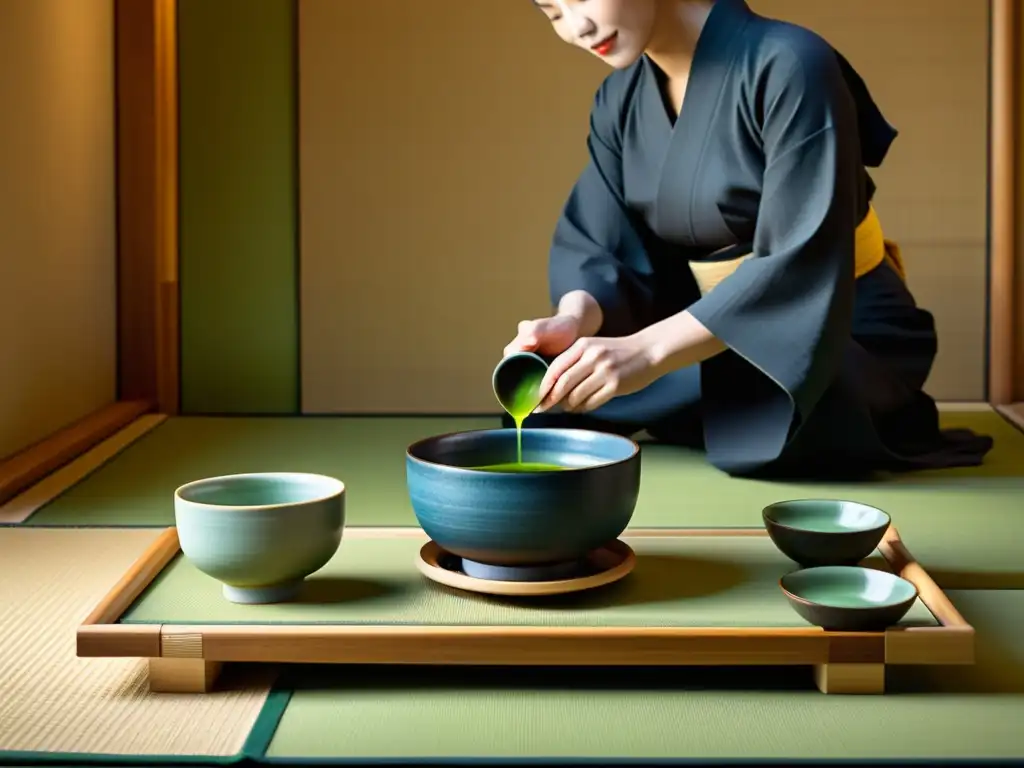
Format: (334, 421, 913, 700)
(77, 526, 974, 696)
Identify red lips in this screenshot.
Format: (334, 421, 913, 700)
(591, 32, 618, 56)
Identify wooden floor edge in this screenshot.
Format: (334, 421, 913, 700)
(156, 624, 950, 668)
(878, 526, 971, 632)
(77, 622, 162, 658)
(0, 400, 155, 506)
(995, 403, 1024, 432)
(82, 527, 181, 626)
(884, 624, 976, 666)
(934, 401, 994, 412)
(0, 413, 168, 524)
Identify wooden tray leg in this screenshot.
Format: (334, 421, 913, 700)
(148, 657, 223, 693)
(814, 663, 885, 694)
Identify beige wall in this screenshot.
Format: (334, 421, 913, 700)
(0, 0, 117, 458)
(299, 0, 606, 413)
(299, 0, 989, 413)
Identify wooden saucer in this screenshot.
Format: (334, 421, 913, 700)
(415, 539, 636, 596)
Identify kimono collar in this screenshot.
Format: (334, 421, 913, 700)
(692, 0, 753, 68)
(702, 0, 898, 168)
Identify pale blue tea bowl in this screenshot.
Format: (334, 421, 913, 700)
(174, 472, 345, 604)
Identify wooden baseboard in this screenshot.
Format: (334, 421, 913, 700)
(935, 402, 993, 412)
(0, 400, 154, 506)
(996, 403, 1024, 432)
(0, 414, 167, 524)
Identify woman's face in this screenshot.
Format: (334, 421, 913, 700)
(534, 0, 658, 68)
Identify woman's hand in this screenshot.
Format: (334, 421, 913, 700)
(533, 309, 727, 414)
(536, 333, 662, 413)
(503, 315, 582, 358)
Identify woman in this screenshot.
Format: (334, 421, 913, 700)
(504, 0, 993, 478)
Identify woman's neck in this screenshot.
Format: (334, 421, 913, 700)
(644, 0, 716, 81)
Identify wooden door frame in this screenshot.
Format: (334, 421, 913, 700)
(0, 0, 178, 507)
(989, 0, 1022, 407)
(114, 0, 180, 415)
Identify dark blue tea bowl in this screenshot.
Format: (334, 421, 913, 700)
(405, 428, 641, 568)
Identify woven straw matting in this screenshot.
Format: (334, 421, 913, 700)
(0, 527, 274, 758)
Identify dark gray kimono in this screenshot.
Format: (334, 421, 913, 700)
(543, 0, 993, 477)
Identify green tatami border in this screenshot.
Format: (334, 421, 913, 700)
(0, 685, 292, 766)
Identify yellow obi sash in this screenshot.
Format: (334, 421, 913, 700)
(688, 205, 906, 296)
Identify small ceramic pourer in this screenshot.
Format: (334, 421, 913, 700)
(492, 351, 549, 419)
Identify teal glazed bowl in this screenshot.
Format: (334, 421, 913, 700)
(780, 566, 918, 632)
(763, 499, 891, 567)
(174, 472, 345, 604)
(406, 428, 641, 574)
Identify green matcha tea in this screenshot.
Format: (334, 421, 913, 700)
(503, 369, 544, 464)
(471, 462, 566, 473)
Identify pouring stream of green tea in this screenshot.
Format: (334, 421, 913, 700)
(489, 351, 561, 470)
(504, 368, 543, 464)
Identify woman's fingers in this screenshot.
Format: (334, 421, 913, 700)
(504, 318, 554, 358)
(537, 341, 593, 411)
(576, 381, 617, 413)
(503, 336, 536, 358)
(562, 371, 606, 412)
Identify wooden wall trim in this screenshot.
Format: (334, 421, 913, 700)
(115, 0, 180, 414)
(997, 403, 1024, 433)
(989, 0, 1021, 404)
(0, 401, 152, 506)
(1016, 3, 1024, 400)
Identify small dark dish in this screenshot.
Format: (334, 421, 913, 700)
(763, 499, 891, 567)
(406, 428, 640, 568)
(780, 565, 918, 632)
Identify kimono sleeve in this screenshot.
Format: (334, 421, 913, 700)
(687, 42, 862, 429)
(548, 79, 656, 337)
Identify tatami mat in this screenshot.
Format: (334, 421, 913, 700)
(264, 589, 1024, 763)
(0, 527, 276, 760)
(23, 415, 495, 527)
(18, 411, 1024, 589)
(119, 533, 938, 629)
